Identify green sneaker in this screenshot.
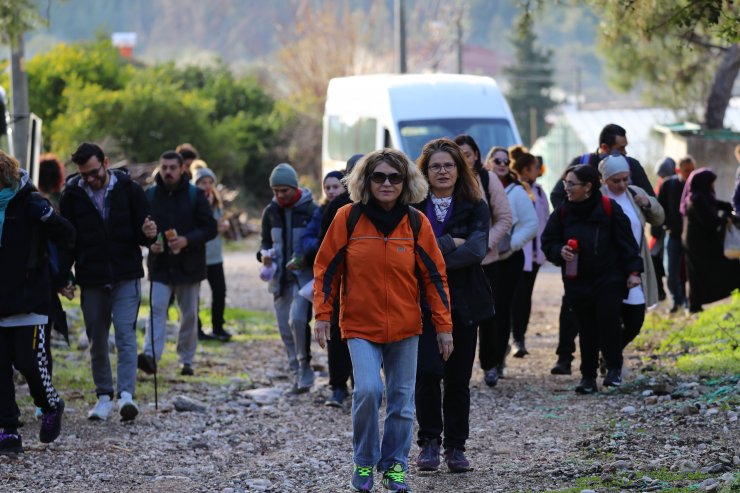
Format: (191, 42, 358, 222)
(382, 462, 411, 492)
(350, 464, 373, 492)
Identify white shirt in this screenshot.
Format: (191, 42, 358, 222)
(606, 189, 645, 305)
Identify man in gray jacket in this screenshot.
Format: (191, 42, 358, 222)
(258, 163, 316, 393)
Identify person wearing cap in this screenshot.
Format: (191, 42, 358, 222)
(600, 155, 664, 367)
(648, 157, 676, 303)
(192, 165, 231, 342)
(258, 163, 317, 393)
(541, 164, 642, 394)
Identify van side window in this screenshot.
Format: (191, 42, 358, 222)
(328, 115, 377, 160)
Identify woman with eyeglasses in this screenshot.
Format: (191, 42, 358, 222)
(541, 164, 642, 394)
(599, 155, 664, 380)
(478, 146, 537, 386)
(313, 149, 452, 493)
(412, 138, 491, 474)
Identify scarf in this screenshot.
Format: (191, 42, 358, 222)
(277, 188, 302, 209)
(0, 185, 18, 247)
(363, 198, 407, 236)
(564, 189, 602, 220)
(430, 194, 453, 223)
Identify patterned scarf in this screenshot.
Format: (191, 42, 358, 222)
(430, 194, 453, 223)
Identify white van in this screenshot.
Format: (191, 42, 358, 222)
(322, 73, 522, 175)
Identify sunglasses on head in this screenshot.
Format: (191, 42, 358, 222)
(493, 158, 510, 166)
(370, 171, 404, 185)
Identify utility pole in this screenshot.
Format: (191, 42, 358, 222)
(456, 8, 463, 74)
(10, 35, 29, 169)
(575, 66, 582, 111)
(395, 0, 407, 74)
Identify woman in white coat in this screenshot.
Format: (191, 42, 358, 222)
(599, 154, 664, 359)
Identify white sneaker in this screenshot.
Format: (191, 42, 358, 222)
(118, 392, 139, 422)
(88, 395, 113, 421)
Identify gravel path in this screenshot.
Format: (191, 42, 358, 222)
(1, 250, 737, 492)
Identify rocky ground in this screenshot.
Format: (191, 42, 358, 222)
(1, 250, 737, 492)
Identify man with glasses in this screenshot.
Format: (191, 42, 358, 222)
(548, 124, 656, 376)
(60, 142, 158, 421)
(258, 163, 317, 394)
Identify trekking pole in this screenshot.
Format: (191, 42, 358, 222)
(149, 277, 158, 410)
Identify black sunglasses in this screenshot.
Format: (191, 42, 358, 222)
(370, 171, 404, 185)
(493, 158, 510, 166)
(80, 163, 104, 179)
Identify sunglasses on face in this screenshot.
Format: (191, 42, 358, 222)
(492, 158, 510, 166)
(370, 171, 404, 185)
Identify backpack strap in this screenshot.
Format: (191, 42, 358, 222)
(602, 194, 612, 217)
(345, 202, 363, 241)
(407, 206, 421, 245)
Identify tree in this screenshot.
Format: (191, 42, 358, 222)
(502, 11, 556, 147)
(594, 0, 740, 129)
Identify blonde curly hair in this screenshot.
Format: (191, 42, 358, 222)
(346, 148, 428, 205)
(0, 151, 20, 189)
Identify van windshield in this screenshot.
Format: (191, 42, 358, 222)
(398, 118, 517, 161)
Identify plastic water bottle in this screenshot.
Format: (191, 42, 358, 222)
(565, 238, 579, 279)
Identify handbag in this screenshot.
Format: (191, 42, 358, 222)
(724, 219, 740, 259)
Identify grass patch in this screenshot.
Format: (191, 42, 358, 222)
(635, 291, 740, 374)
(546, 469, 719, 493)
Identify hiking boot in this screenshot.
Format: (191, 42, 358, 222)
(550, 359, 572, 375)
(416, 439, 440, 471)
(350, 464, 374, 492)
(512, 340, 528, 358)
(483, 367, 499, 387)
(497, 363, 506, 378)
(40, 398, 64, 443)
(88, 395, 113, 421)
(603, 368, 622, 388)
(382, 462, 411, 492)
(118, 392, 139, 422)
(444, 448, 472, 473)
(137, 353, 156, 375)
(181, 364, 194, 376)
(212, 328, 232, 342)
(297, 362, 314, 392)
(575, 378, 598, 395)
(0, 429, 22, 455)
(198, 329, 215, 341)
(324, 387, 349, 408)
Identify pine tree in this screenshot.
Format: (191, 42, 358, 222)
(502, 12, 555, 147)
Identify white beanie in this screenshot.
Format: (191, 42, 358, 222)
(192, 167, 217, 185)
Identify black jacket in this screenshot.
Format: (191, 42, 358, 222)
(541, 191, 643, 301)
(146, 173, 217, 285)
(0, 173, 75, 318)
(550, 153, 655, 210)
(59, 170, 151, 286)
(414, 197, 493, 326)
(657, 175, 685, 238)
(320, 191, 352, 241)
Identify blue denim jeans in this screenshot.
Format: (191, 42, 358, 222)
(347, 336, 418, 472)
(666, 236, 686, 306)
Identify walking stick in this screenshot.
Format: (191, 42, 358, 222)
(149, 277, 158, 410)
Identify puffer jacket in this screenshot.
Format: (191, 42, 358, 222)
(313, 203, 452, 343)
(258, 188, 316, 297)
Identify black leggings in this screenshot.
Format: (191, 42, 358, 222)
(198, 263, 227, 332)
(511, 263, 541, 343)
(1, 325, 60, 429)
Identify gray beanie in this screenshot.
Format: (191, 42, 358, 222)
(269, 163, 298, 188)
(654, 157, 676, 178)
(192, 167, 217, 185)
(598, 154, 630, 180)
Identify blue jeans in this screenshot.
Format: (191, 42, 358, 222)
(348, 336, 418, 472)
(666, 236, 686, 306)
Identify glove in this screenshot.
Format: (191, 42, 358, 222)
(29, 198, 53, 222)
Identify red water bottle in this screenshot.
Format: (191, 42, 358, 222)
(565, 238, 579, 279)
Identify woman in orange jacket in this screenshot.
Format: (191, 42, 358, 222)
(313, 149, 453, 493)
